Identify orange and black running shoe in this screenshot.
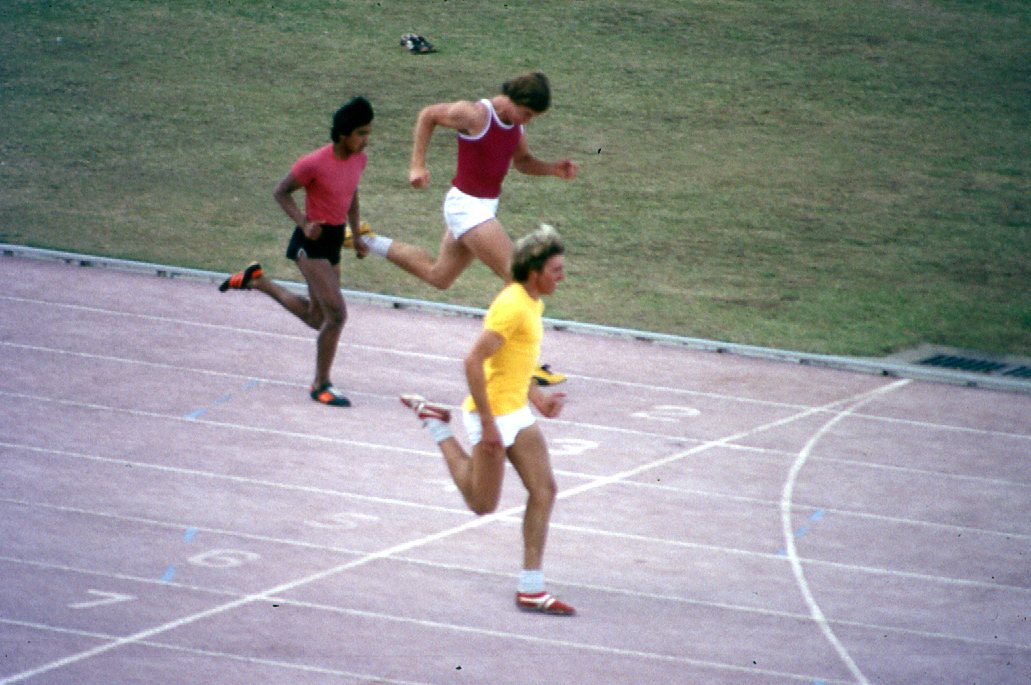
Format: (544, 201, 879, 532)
(218, 262, 263, 292)
(310, 383, 351, 407)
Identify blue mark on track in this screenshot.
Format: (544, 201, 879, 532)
(777, 509, 827, 557)
(184, 378, 260, 420)
(160, 527, 198, 582)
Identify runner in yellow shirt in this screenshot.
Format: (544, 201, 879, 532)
(401, 224, 575, 615)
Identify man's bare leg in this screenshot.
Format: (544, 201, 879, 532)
(437, 436, 507, 516)
(295, 256, 345, 388)
(250, 273, 323, 329)
(384, 219, 513, 289)
(506, 425, 557, 571)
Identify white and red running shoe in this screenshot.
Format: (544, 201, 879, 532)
(516, 591, 576, 616)
(399, 394, 451, 423)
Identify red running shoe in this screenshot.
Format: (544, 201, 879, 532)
(516, 591, 576, 616)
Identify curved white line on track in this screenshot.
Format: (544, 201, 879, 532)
(780, 378, 910, 685)
(0, 381, 906, 684)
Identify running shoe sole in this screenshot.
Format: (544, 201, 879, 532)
(399, 394, 451, 422)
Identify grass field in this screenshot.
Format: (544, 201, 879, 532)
(2, 0, 1029, 356)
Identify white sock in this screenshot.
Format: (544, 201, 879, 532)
(364, 235, 393, 257)
(424, 418, 453, 444)
(518, 569, 545, 594)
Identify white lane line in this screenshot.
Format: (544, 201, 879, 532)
(0, 618, 433, 685)
(5, 551, 1028, 656)
(0, 299, 849, 412)
(6, 344, 1028, 493)
(389, 556, 1031, 652)
(619, 479, 1031, 540)
(542, 518, 1031, 594)
(0, 493, 576, 683)
(6, 343, 1029, 495)
(0, 382, 903, 683)
(5, 294, 1025, 678)
(779, 378, 910, 685)
(0, 611, 854, 685)
(551, 381, 914, 506)
(0, 554, 240, 599)
(0, 295, 456, 362)
(0, 441, 459, 516)
(0, 390, 434, 457)
(6, 463, 1029, 595)
(10, 380, 1019, 595)
(4, 337, 1029, 441)
(0, 499, 371, 558)
(265, 598, 858, 685)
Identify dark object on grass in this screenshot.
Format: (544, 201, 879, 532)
(401, 33, 437, 54)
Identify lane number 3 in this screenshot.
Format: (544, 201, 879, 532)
(631, 404, 700, 422)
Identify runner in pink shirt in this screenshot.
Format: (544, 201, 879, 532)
(219, 97, 373, 407)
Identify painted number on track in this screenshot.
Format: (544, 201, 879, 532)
(631, 404, 700, 422)
(68, 590, 136, 610)
(550, 438, 599, 457)
(304, 512, 380, 530)
(188, 549, 261, 569)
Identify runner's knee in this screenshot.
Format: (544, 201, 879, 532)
(469, 492, 501, 516)
(322, 301, 346, 328)
(529, 477, 557, 507)
(426, 270, 460, 290)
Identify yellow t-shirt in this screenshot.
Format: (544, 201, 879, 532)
(463, 283, 544, 415)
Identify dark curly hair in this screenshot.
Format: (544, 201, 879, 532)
(331, 96, 374, 142)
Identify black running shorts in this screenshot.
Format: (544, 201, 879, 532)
(286, 224, 345, 266)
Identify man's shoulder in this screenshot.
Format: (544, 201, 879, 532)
(490, 284, 539, 316)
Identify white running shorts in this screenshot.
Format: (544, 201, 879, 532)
(443, 186, 500, 239)
(462, 405, 535, 448)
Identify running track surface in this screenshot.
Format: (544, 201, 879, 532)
(1, 252, 1029, 685)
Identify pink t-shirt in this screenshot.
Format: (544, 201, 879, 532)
(451, 99, 523, 199)
(291, 144, 367, 225)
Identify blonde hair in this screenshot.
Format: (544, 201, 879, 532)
(512, 224, 564, 282)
